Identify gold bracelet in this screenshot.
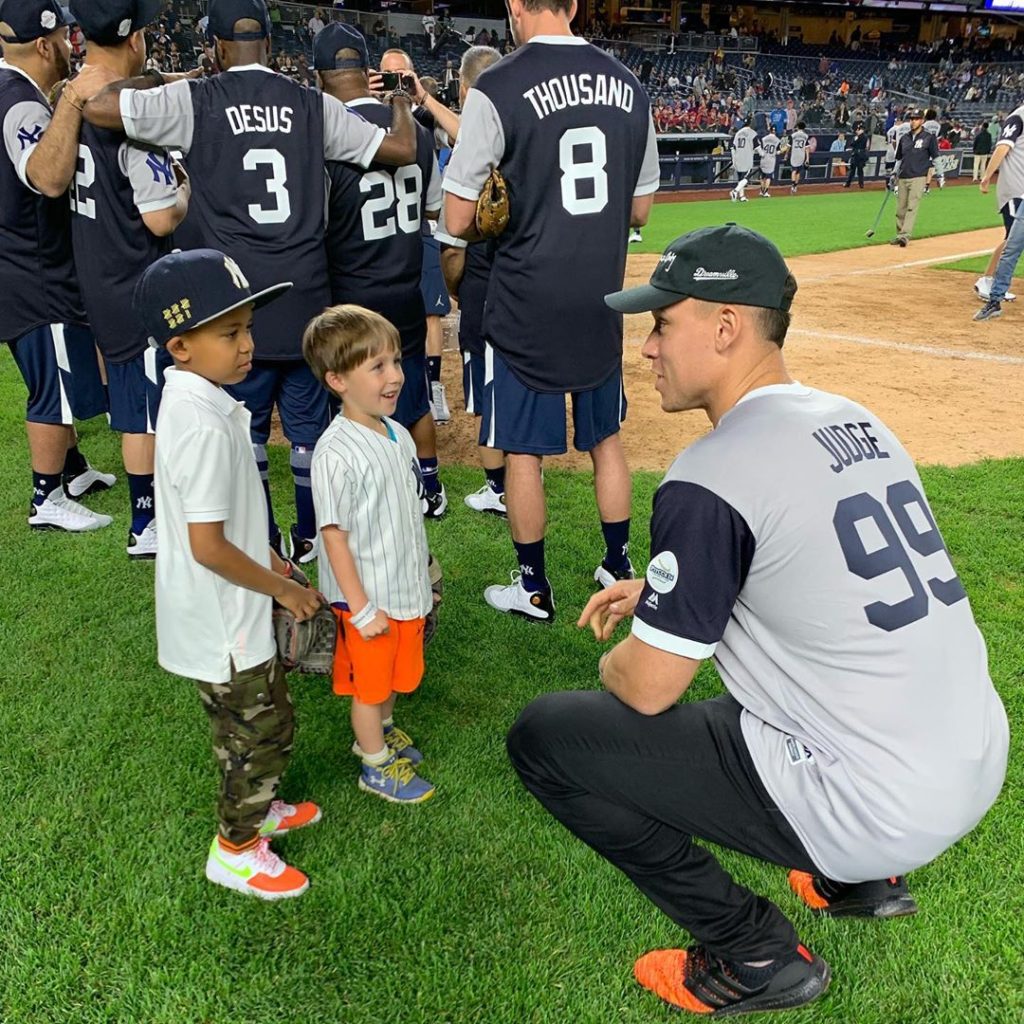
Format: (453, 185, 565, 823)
(62, 82, 84, 111)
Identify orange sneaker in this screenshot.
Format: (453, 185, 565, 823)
(788, 870, 918, 918)
(259, 799, 322, 837)
(634, 944, 830, 1017)
(205, 836, 309, 900)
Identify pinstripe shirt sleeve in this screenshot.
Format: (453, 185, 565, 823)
(312, 446, 355, 531)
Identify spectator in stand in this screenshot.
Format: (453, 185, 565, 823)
(268, 0, 283, 44)
(973, 121, 992, 182)
(475, 26, 490, 45)
(489, 29, 499, 48)
(785, 98, 797, 132)
(309, 9, 326, 38)
(830, 132, 847, 178)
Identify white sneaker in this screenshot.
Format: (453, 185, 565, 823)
(64, 465, 116, 498)
(729, 189, 738, 202)
(594, 559, 636, 590)
(430, 381, 451, 423)
(29, 492, 112, 532)
(127, 520, 157, 559)
(464, 484, 507, 517)
(628, 229, 643, 243)
(739, 194, 748, 202)
(484, 571, 555, 623)
(974, 276, 1016, 302)
(204, 836, 309, 900)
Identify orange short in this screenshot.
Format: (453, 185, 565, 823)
(331, 608, 425, 705)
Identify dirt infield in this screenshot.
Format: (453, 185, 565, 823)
(431, 226, 1024, 472)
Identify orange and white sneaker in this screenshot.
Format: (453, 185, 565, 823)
(258, 799, 322, 838)
(204, 836, 309, 900)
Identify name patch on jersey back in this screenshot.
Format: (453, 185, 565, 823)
(225, 104, 294, 135)
(812, 421, 891, 474)
(523, 73, 634, 121)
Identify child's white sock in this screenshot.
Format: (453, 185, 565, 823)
(360, 746, 391, 766)
(382, 716, 395, 730)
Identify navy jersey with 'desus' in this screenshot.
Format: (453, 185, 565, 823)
(326, 98, 441, 357)
(120, 66, 386, 359)
(443, 37, 660, 393)
(70, 125, 178, 363)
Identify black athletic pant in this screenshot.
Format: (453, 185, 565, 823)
(846, 154, 867, 187)
(507, 691, 820, 961)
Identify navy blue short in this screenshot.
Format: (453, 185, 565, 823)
(1001, 197, 1022, 236)
(394, 352, 431, 429)
(8, 322, 107, 425)
(480, 344, 627, 456)
(760, 167, 775, 181)
(105, 346, 173, 434)
(225, 359, 330, 447)
(420, 235, 452, 317)
(461, 349, 485, 416)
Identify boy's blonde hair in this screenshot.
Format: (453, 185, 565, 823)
(303, 305, 401, 386)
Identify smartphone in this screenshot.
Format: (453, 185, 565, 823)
(381, 71, 401, 91)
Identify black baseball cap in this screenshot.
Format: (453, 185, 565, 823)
(605, 224, 795, 315)
(0, 0, 70, 42)
(208, 0, 270, 41)
(313, 22, 368, 71)
(69, 0, 161, 46)
(134, 249, 291, 348)
(907, 108, 924, 119)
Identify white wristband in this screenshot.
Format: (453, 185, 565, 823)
(350, 602, 379, 630)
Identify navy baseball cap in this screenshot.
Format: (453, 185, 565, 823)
(208, 0, 270, 41)
(907, 108, 924, 119)
(605, 224, 795, 315)
(134, 249, 292, 348)
(69, 0, 161, 46)
(313, 22, 368, 71)
(0, 0, 70, 42)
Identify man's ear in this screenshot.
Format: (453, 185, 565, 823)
(713, 306, 742, 353)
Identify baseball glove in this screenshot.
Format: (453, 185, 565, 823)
(475, 169, 509, 238)
(424, 552, 443, 647)
(273, 602, 337, 675)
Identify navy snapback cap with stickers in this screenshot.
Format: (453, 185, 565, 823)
(69, 0, 162, 46)
(313, 22, 369, 71)
(134, 249, 292, 348)
(208, 0, 271, 41)
(0, 0, 70, 43)
(605, 223, 796, 315)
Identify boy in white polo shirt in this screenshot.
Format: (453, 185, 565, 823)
(304, 305, 435, 805)
(135, 249, 325, 900)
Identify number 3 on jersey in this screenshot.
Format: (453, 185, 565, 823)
(244, 148, 291, 225)
(559, 126, 608, 216)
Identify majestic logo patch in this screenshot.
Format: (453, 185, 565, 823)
(646, 551, 678, 594)
(693, 267, 739, 281)
(41, 11, 57, 30)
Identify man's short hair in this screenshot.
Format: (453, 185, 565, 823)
(380, 47, 413, 70)
(519, 0, 573, 13)
(755, 273, 797, 348)
(461, 45, 500, 88)
(303, 305, 401, 386)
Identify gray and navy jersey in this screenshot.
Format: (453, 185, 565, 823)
(731, 125, 758, 172)
(0, 62, 85, 340)
(896, 128, 938, 179)
(788, 129, 809, 166)
(436, 205, 493, 357)
(757, 132, 780, 172)
(632, 383, 1008, 882)
(443, 36, 660, 393)
(120, 65, 386, 360)
(994, 104, 1024, 210)
(325, 98, 441, 359)
(922, 118, 941, 137)
(70, 126, 178, 363)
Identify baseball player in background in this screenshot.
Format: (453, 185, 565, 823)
(509, 224, 1009, 1018)
(757, 127, 780, 197)
(729, 118, 757, 202)
(0, 0, 117, 534)
(787, 120, 809, 194)
(68, 0, 191, 559)
(884, 114, 909, 179)
(922, 108, 944, 190)
(443, 0, 659, 623)
(83, 0, 418, 561)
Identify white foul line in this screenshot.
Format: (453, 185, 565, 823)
(800, 249, 993, 283)
(790, 328, 1024, 365)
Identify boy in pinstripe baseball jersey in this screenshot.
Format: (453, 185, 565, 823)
(306, 306, 436, 805)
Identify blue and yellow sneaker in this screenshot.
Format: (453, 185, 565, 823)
(359, 753, 435, 804)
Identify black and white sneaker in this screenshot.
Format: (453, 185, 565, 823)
(484, 572, 555, 623)
(430, 381, 451, 424)
(973, 300, 1002, 322)
(422, 484, 448, 520)
(288, 524, 318, 564)
(127, 520, 158, 559)
(64, 464, 116, 498)
(593, 560, 635, 590)
(464, 484, 507, 517)
(29, 493, 113, 532)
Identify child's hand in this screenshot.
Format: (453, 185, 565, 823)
(358, 609, 391, 641)
(277, 578, 323, 622)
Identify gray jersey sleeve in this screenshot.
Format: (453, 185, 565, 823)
(635, 116, 660, 196)
(120, 80, 195, 153)
(442, 88, 504, 201)
(120, 141, 179, 214)
(425, 151, 442, 212)
(3, 99, 52, 192)
(322, 94, 386, 169)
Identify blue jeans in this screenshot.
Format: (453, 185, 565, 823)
(992, 204, 1024, 302)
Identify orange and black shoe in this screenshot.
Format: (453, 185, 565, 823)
(788, 871, 918, 919)
(634, 943, 830, 1017)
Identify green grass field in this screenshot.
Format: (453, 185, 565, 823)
(2, 185, 1021, 1023)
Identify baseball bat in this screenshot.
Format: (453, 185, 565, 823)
(865, 186, 892, 238)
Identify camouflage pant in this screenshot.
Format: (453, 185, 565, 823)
(195, 656, 294, 846)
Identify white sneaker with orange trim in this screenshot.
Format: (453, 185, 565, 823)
(204, 836, 309, 900)
(258, 799, 322, 838)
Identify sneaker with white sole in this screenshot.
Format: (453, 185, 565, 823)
(258, 799, 322, 838)
(127, 520, 158, 559)
(484, 571, 555, 623)
(430, 381, 451, 423)
(288, 524, 318, 565)
(64, 464, 116, 498)
(974, 300, 1002, 322)
(29, 492, 113, 532)
(974, 276, 1016, 302)
(358, 753, 435, 804)
(628, 228, 643, 243)
(594, 559, 636, 590)
(464, 484, 507, 517)
(205, 835, 309, 899)
(422, 484, 448, 520)
(729, 189, 738, 202)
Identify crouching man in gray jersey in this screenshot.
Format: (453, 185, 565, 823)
(507, 224, 1008, 1018)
